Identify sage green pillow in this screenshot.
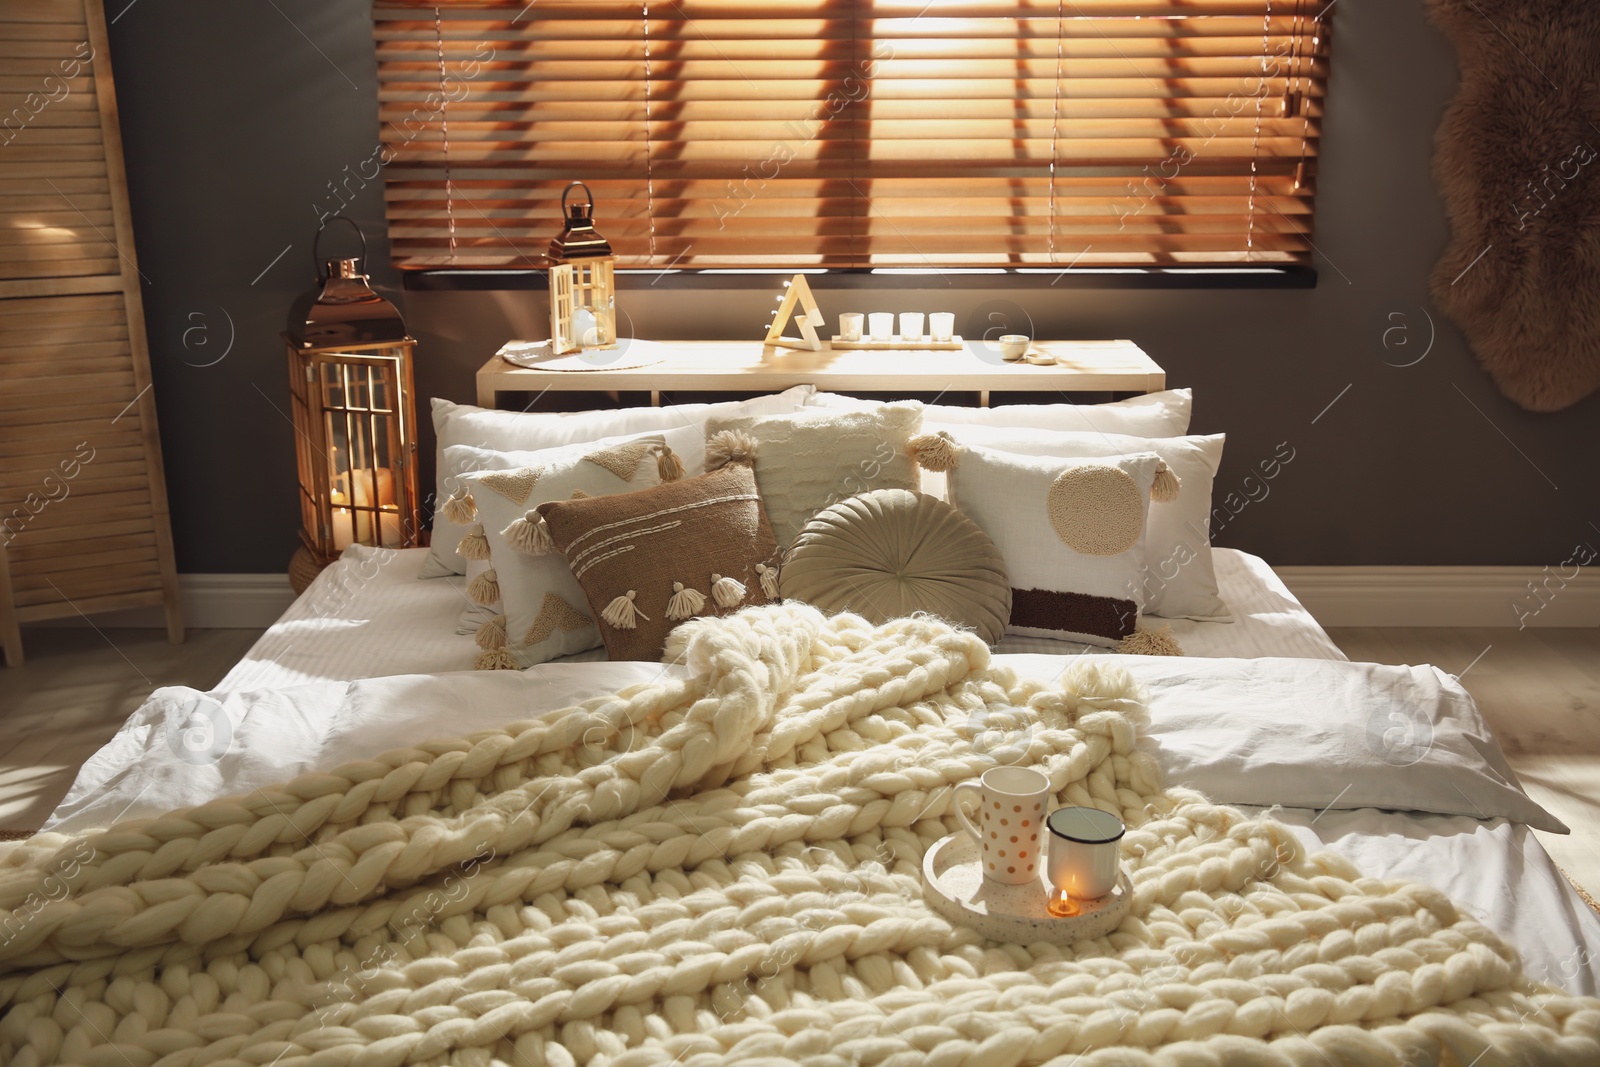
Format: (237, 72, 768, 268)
(780, 489, 1011, 645)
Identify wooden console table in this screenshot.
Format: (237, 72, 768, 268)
(475, 339, 1164, 409)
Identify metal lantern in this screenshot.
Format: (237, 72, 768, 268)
(548, 181, 618, 355)
(284, 218, 421, 591)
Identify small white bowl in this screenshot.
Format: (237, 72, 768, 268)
(998, 334, 1031, 361)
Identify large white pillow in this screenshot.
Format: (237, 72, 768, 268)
(1016, 655, 1564, 833)
(425, 386, 815, 577)
(945, 444, 1163, 646)
(930, 428, 1228, 622)
(807, 387, 1191, 436)
(703, 401, 924, 550)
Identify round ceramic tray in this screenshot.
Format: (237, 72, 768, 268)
(922, 833, 1132, 945)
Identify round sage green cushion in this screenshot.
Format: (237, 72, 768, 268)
(780, 488, 1012, 645)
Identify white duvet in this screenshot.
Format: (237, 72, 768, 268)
(45, 653, 1600, 995)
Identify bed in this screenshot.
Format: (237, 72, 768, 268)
(6, 396, 1600, 1064)
(36, 544, 1600, 1009)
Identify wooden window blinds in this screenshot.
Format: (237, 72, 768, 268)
(372, 1, 1331, 271)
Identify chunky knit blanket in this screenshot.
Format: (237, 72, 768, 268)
(1, 606, 1596, 1067)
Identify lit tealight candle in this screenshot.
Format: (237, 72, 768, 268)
(1047, 889, 1080, 918)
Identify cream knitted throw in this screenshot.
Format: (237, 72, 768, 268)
(1, 606, 1596, 1066)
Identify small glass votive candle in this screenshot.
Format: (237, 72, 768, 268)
(838, 312, 864, 342)
(868, 312, 894, 341)
(899, 312, 924, 342)
(929, 312, 955, 343)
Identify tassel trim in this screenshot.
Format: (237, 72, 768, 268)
(457, 524, 491, 561)
(503, 509, 554, 555)
(601, 590, 650, 629)
(656, 443, 686, 482)
(468, 568, 500, 607)
(907, 431, 959, 473)
(475, 614, 507, 651)
(705, 429, 759, 471)
(755, 563, 780, 600)
(665, 581, 706, 621)
(711, 573, 747, 609)
(1151, 462, 1182, 503)
(1117, 624, 1184, 657)
(440, 489, 477, 525)
(474, 645, 520, 671)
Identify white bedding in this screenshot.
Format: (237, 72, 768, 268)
(48, 653, 1600, 995)
(217, 545, 1345, 692)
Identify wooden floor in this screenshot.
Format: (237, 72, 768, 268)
(1, 625, 1596, 901)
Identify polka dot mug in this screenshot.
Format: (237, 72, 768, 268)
(952, 766, 1051, 885)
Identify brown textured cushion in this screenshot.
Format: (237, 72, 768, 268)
(537, 464, 780, 661)
(779, 489, 1012, 645)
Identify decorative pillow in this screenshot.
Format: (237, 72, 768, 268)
(702, 401, 923, 550)
(458, 432, 676, 669)
(537, 464, 780, 662)
(918, 441, 1164, 646)
(780, 489, 1012, 645)
(920, 428, 1228, 622)
(806, 387, 1192, 437)
(424, 385, 814, 578)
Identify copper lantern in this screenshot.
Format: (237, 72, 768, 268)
(284, 218, 421, 591)
(548, 181, 618, 355)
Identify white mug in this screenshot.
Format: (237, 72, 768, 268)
(1046, 806, 1125, 899)
(953, 766, 1051, 884)
(899, 312, 924, 341)
(929, 312, 955, 342)
(868, 312, 894, 341)
(839, 312, 864, 342)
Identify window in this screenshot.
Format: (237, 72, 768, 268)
(373, 1, 1331, 271)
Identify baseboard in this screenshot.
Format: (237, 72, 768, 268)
(1278, 566, 1600, 628)
(26, 573, 296, 630)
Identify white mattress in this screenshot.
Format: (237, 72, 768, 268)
(219, 545, 1344, 691)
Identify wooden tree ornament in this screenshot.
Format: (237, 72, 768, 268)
(763, 274, 825, 351)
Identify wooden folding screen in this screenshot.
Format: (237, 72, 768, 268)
(0, 0, 182, 665)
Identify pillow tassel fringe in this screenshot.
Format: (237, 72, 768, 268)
(473, 644, 520, 671)
(665, 582, 705, 621)
(656, 444, 686, 482)
(570, 489, 591, 499)
(502, 510, 554, 555)
(468, 568, 500, 607)
(1151, 462, 1182, 503)
(457, 524, 491, 561)
(1117, 624, 1184, 657)
(475, 614, 507, 651)
(601, 590, 649, 629)
(705, 429, 758, 471)
(907, 431, 959, 472)
(440, 489, 476, 525)
(711, 573, 747, 609)
(755, 563, 780, 600)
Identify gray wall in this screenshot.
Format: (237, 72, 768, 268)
(107, 1, 1599, 574)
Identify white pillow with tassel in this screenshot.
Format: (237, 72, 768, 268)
(912, 437, 1167, 648)
(449, 431, 684, 669)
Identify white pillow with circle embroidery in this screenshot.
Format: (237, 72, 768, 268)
(943, 444, 1163, 646)
(923, 428, 1229, 622)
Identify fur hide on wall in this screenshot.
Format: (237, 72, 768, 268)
(1429, 0, 1600, 412)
